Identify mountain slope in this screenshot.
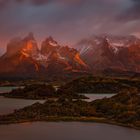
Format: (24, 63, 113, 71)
(75, 35, 140, 74)
(0, 33, 89, 79)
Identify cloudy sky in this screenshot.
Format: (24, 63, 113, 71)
(0, 0, 140, 53)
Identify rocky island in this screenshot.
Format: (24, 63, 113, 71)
(60, 76, 140, 93)
(1, 84, 88, 100)
(0, 87, 140, 129)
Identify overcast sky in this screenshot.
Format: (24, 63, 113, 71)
(0, 0, 140, 53)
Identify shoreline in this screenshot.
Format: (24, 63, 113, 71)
(0, 95, 88, 100)
(0, 116, 139, 130)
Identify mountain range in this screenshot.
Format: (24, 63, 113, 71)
(76, 34, 140, 76)
(0, 33, 140, 80)
(0, 33, 88, 80)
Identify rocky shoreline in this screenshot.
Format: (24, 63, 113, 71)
(0, 87, 140, 130)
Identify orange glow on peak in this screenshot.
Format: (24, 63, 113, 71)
(24, 41, 34, 52)
(74, 53, 88, 67)
(20, 41, 34, 58)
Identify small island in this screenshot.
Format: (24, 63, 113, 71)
(0, 87, 140, 129)
(61, 76, 140, 93)
(1, 84, 88, 100)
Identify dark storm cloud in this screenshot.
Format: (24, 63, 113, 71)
(0, 0, 82, 7)
(0, 0, 140, 54)
(0, 0, 9, 8)
(16, 0, 51, 5)
(118, 0, 140, 21)
(0, 0, 124, 8)
(128, 0, 140, 20)
(0, 0, 50, 8)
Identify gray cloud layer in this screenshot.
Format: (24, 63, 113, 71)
(119, 0, 140, 21)
(0, 0, 140, 53)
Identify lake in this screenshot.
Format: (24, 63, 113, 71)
(0, 87, 139, 140)
(0, 86, 44, 115)
(0, 87, 115, 114)
(0, 96, 45, 115)
(0, 86, 22, 93)
(0, 122, 140, 140)
(0, 94, 114, 115)
(84, 93, 115, 101)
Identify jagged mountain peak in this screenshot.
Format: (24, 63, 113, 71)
(3, 33, 39, 59)
(75, 34, 140, 73)
(3, 37, 22, 58)
(43, 36, 59, 47)
(41, 37, 60, 55)
(76, 34, 140, 55)
(1, 33, 140, 78)
(0, 34, 89, 77)
(9, 33, 39, 60)
(45, 36, 57, 42)
(23, 32, 35, 42)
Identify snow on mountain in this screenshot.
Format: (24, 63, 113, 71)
(34, 53, 49, 61)
(1, 33, 140, 78)
(75, 34, 140, 73)
(79, 45, 93, 55)
(48, 41, 58, 47)
(76, 35, 140, 55)
(0, 33, 89, 77)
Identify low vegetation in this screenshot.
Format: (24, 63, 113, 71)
(0, 87, 140, 129)
(60, 76, 140, 93)
(2, 84, 88, 100)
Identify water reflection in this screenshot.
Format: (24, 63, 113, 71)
(0, 96, 44, 115)
(84, 94, 115, 101)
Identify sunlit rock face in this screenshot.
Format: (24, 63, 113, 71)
(1, 33, 140, 79)
(3, 33, 39, 59)
(2, 38, 22, 58)
(0, 33, 42, 74)
(0, 33, 89, 78)
(41, 36, 60, 55)
(20, 33, 39, 59)
(40, 37, 89, 74)
(75, 35, 140, 74)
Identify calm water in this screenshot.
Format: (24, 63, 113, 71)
(84, 93, 115, 101)
(0, 94, 114, 114)
(0, 87, 140, 140)
(0, 86, 22, 93)
(0, 87, 44, 115)
(0, 122, 140, 140)
(0, 96, 44, 115)
(0, 87, 115, 114)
